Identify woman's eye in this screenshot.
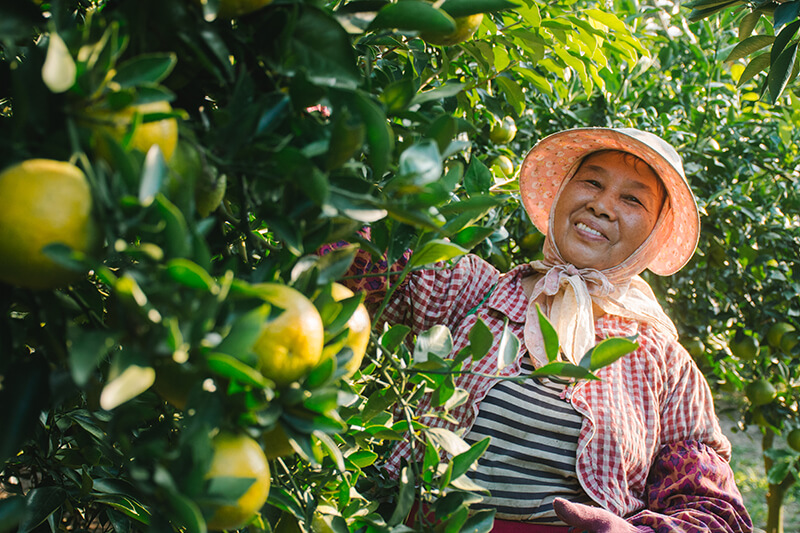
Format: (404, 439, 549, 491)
(625, 195, 644, 206)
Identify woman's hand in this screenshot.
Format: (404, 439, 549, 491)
(553, 498, 644, 533)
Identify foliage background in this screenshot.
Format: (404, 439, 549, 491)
(2, 0, 800, 532)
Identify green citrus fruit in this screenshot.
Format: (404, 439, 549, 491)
(320, 283, 371, 378)
(263, 424, 295, 459)
(204, 432, 270, 531)
(745, 379, 777, 407)
(519, 232, 544, 253)
(730, 334, 759, 361)
(252, 283, 325, 385)
(683, 337, 705, 358)
(421, 13, 483, 46)
(0, 159, 98, 290)
(196, 171, 227, 218)
(787, 428, 800, 452)
(768, 322, 795, 349)
(90, 100, 178, 162)
(490, 155, 515, 178)
(780, 330, 799, 353)
(489, 116, 517, 144)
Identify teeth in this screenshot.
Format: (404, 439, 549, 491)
(576, 222, 603, 237)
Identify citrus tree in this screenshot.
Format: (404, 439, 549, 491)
(0, 0, 652, 532)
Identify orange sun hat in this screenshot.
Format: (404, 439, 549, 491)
(518, 127, 700, 276)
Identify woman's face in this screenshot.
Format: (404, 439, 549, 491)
(551, 151, 664, 270)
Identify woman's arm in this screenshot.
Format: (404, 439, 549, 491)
(629, 440, 752, 533)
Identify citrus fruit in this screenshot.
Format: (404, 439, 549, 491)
(321, 283, 371, 378)
(683, 337, 705, 358)
(767, 321, 795, 349)
(252, 283, 325, 385)
(780, 330, 799, 353)
(730, 333, 759, 361)
(519, 232, 544, 253)
(421, 13, 483, 46)
(195, 171, 227, 218)
(0, 159, 98, 290)
(90, 100, 178, 162)
(490, 155, 515, 178)
(787, 428, 800, 452)
(745, 378, 777, 407)
(204, 432, 271, 531)
(489, 116, 517, 144)
(263, 424, 295, 459)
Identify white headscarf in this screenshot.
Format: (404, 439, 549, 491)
(523, 174, 680, 367)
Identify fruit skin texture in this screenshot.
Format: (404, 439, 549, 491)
(322, 283, 371, 378)
(745, 378, 777, 407)
(204, 432, 271, 531)
(767, 321, 795, 349)
(787, 428, 800, 452)
(489, 116, 517, 144)
(92, 100, 178, 162)
(252, 283, 325, 385)
(490, 155, 514, 178)
(730, 334, 759, 361)
(0, 159, 97, 290)
(421, 14, 483, 46)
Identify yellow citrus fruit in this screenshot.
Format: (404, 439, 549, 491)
(745, 378, 777, 407)
(787, 428, 800, 452)
(91, 100, 178, 162)
(421, 13, 483, 46)
(730, 333, 759, 361)
(204, 432, 271, 531)
(0, 159, 98, 290)
(263, 424, 295, 459)
(767, 321, 795, 349)
(489, 116, 517, 145)
(252, 283, 325, 385)
(490, 155, 515, 178)
(321, 283, 371, 378)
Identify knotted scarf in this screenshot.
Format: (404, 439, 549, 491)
(524, 195, 679, 367)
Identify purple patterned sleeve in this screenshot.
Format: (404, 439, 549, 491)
(629, 440, 752, 533)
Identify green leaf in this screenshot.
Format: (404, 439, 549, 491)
(215, 305, 270, 360)
(154, 194, 190, 258)
(397, 140, 443, 187)
(774, 1, 800, 32)
(463, 157, 493, 195)
(380, 324, 412, 351)
(737, 52, 771, 86)
(0, 496, 25, 533)
(460, 509, 496, 533)
(468, 318, 494, 360)
(315, 431, 346, 471)
(439, 0, 519, 17)
(113, 53, 177, 88)
(450, 436, 490, 480)
(287, 7, 361, 89)
(0, 357, 49, 467)
(496, 76, 525, 115)
(529, 362, 597, 380)
(496, 318, 520, 371)
(738, 11, 762, 40)
(409, 239, 467, 268)
(768, 42, 798, 103)
(414, 325, 454, 362)
(368, 1, 456, 33)
(411, 82, 466, 105)
(166, 258, 219, 293)
(352, 92, 394, 178)
(380, 77, 417, 113)
(536, 304, 559, 362)
(68, 327, 118, 387)
(347, 450, 379, 468)
(387, 466, 416, 526)
(452, 225, 495, 250)
(140, 145, 169, 205)
(17, 487, 67, 533)
(770, 19, 800, 64)
(767, 457, 793, 484)
(100, 364, 156, 410)
(686, 0, 741, 22)
(165, 490, 206, 533)
(724, 35, 775, 62)
(579, 336, 638, 371)
(427, 427, 470, 456)
(206, 352, 271, 388)
(585, 9, 629, 33)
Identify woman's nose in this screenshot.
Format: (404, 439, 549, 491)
(586, 191, 617, 219)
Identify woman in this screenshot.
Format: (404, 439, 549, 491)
(334, 128, 752, 532)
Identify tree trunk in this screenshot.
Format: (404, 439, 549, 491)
(762, 431, 794, 533)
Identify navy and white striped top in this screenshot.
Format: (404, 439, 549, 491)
(464, 359, 594, 522)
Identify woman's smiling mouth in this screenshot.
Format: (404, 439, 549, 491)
(575, 221, 605, 239)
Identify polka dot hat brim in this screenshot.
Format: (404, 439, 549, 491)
(518, 127, 699, 276)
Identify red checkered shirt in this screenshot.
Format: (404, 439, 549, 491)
(337, 247, 751, 533)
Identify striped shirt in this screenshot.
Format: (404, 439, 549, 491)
(464, 359, 593, 522)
